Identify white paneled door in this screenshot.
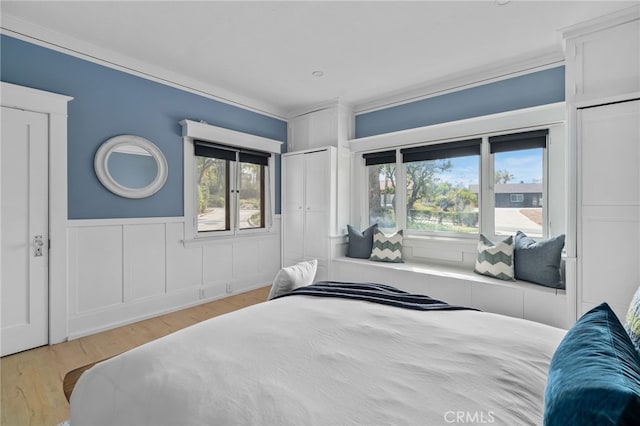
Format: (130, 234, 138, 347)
(578, 99, 640, 321)
(1, 106, 49, 356)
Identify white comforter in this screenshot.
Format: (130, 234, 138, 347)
(70, 295, 565, 425)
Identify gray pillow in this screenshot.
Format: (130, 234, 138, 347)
(346, 224, 378, 259)
(514, 231, 565, 288)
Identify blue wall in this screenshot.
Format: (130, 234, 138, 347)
(0, 35, 287, 219)
(355, 66, 565, 138)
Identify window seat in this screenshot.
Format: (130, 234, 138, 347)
(331, 256, 568, 329)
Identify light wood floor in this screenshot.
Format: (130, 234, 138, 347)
(1, 286, 270, 426)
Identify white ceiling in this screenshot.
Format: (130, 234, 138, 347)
(1, 1, 637, 117)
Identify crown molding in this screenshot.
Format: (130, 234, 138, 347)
(560, 4, 640, 40)
(0, 14, 288, 120)
(354, 47, 565, 116)
(285, 97, 354, 119)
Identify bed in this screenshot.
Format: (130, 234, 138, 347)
(69, 282, 566, 425)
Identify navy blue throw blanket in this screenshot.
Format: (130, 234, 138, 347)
(275, 281, 477, 312)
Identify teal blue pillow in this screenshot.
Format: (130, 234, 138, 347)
(544, 303, 640, 425)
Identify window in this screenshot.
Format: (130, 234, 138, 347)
(510, 194, 525, 203)
(194, 140, 269, 234)
(362, 129, 548, 239)
(401, 139, 480, 234)
(238, 162, 265, 229)
(490, 129, 547, 239)
(197, 156, 229, 232)
(364, 150, 396, 232)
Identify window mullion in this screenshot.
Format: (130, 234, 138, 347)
(266, 160, 273, 230)
(190, 150, 197, 233)
(543, 143, 549, 238)
(480, 137, 494, 237)
(395, 149, 407, 233)
(231, 158, 239, 234)
(360, 155, 368, 229)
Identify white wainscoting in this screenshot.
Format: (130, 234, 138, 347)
(66, 217, 281, 339)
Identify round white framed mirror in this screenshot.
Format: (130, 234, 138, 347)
(94, 135, 168, 199)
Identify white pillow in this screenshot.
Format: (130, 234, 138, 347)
(267, 259, 318, 300)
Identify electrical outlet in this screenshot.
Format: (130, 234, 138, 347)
(226, 283, 232, 294)
(199, 288, 205, 299)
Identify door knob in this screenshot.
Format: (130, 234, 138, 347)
(34, 235, 44, 257)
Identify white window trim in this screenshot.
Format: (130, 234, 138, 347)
(353, 103, 565, 243)
(180, 120, 282, 245)
(349, 102, 565, 152)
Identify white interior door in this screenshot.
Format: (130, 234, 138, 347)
(1, 106, 49, 357)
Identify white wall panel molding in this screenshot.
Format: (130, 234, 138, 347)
(123, 224, 166, 302)
(166, 222, 202, 293)
(68, 226, 123, 315)
(67, 217, 280, 338)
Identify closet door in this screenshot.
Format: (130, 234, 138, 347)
(282, 148, 335, 280)
(303, 150, 331, 280)
(282, 153, 305, 266)
(578, 99, 640, 320)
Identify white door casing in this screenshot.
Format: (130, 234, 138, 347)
(1, 82, 72, 348)
(1, 106, 49, 356)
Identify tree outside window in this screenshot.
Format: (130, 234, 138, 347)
(405, 157, 478, 233)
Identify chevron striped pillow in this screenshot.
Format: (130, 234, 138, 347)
(370, 229, 404, 263)
(474, 234, 515, 281)
(624, 285, 640, 354)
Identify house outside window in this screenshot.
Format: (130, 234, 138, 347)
(490, 130, 547, 238)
